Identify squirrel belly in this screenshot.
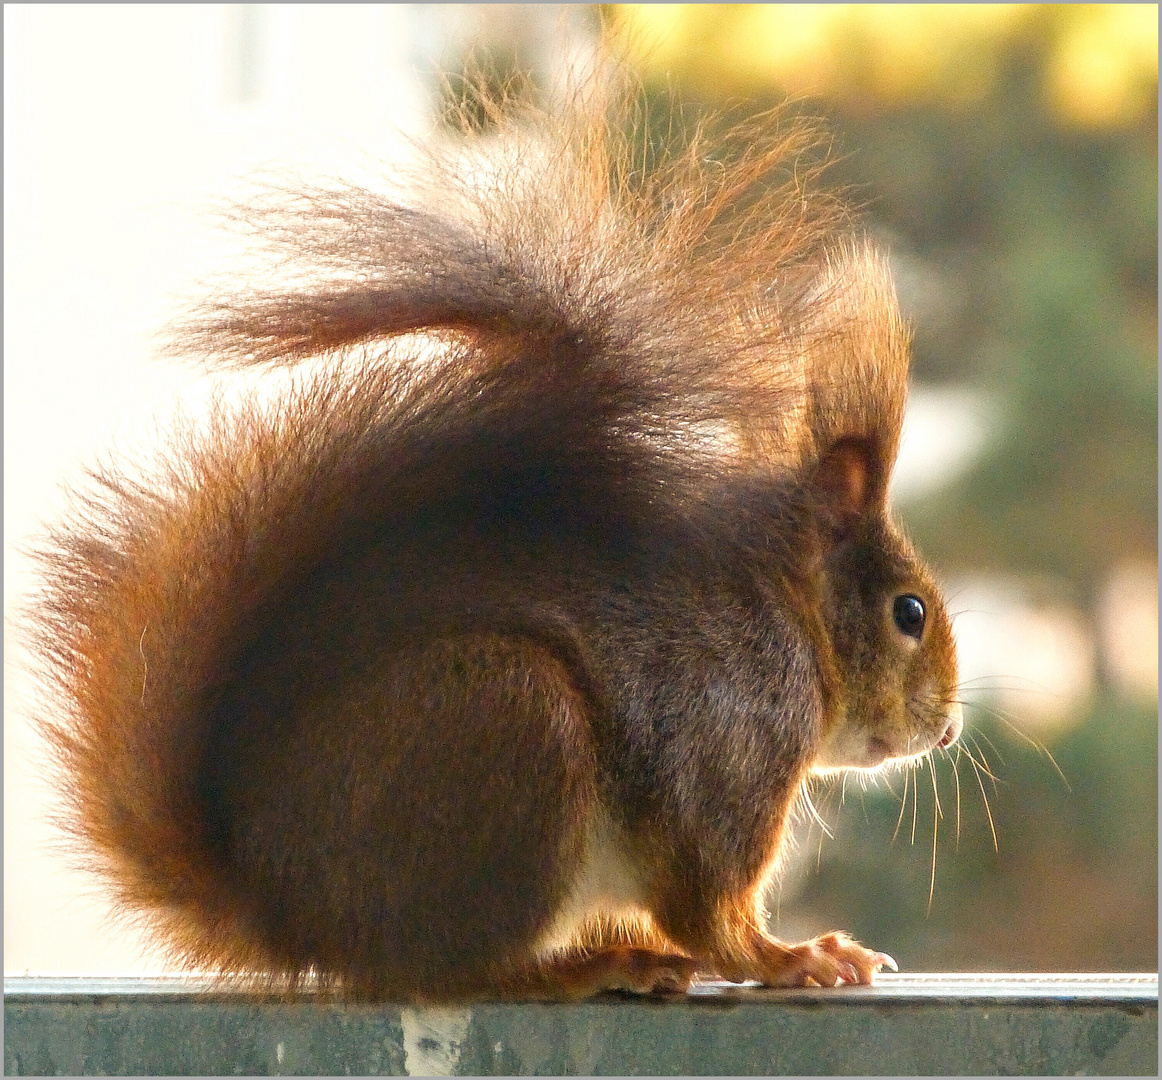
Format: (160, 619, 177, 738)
(29, 88, 960, 999)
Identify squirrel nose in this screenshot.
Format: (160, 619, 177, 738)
(937, 703, 963, 749)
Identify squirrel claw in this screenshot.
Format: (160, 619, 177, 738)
(752, 931, 895, 987)
(837, 962, 860, 984)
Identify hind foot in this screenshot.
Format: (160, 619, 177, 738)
(513, 946, 698, 999)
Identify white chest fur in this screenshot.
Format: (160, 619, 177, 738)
(535, 807, 655, 957)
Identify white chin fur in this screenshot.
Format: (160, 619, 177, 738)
(812, 728, 890, 772)
(813, 723, 956, 774)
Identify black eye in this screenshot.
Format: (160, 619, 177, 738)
(893, 594, 926, 639)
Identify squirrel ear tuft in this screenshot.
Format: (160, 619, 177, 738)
(812, 437, 884, 535)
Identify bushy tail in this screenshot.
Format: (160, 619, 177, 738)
(29, 323, 688, 975)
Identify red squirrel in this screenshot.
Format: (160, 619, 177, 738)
(29, 86, 962, 1001)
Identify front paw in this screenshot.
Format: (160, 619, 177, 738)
(760, 931, 897, 987)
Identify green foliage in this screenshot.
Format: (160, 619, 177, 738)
(864, 104, 1158, 588)
(784, 72, 1153, 590)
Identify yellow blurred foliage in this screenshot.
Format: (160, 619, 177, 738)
(1046, 4, 1158, 126)
(611, 3, 1158, 126)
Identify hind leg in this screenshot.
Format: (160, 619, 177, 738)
(211, 632, 601, 998)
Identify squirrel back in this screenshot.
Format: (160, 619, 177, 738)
(29, 86, 960, 998)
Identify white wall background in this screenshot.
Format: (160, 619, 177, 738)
(4, 2, 447, 975)
(3, 0, 598, 978)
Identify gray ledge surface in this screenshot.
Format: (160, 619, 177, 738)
(4, 972, 1157, 1076)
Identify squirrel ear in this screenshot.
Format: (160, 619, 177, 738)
(812, 437, 884, 536)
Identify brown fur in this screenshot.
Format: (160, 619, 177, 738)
(27, 82, 960, 999)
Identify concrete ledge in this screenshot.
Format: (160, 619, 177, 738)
(4, 973, 1157, 1075)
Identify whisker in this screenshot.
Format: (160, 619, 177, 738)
(956, 674, 1065, 696)
(972, 727, 1007, 766)
(927, 756, 939, 911)
(956, 682, 1079, 795)
(814, 783, 839, 870)
(955, 676, 1053, 692)
(910, 763, 919, 847)
(800, 782, 834, 840)
(892, 768, 910, 845)
(858, 787, 871, 826)
(928, 755, 944, 821)
(964, 734, 1002, 787)
(952, 748, 962, 850)
(986, 711, 1073, 793)
(968, 754, 999, 852)
(966, 733, 995, 775)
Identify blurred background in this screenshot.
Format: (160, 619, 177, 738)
(5, 4, 1156, 975)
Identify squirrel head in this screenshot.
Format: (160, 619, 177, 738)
(790, 247, 961, 774)
(808, 435, 962, 773)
